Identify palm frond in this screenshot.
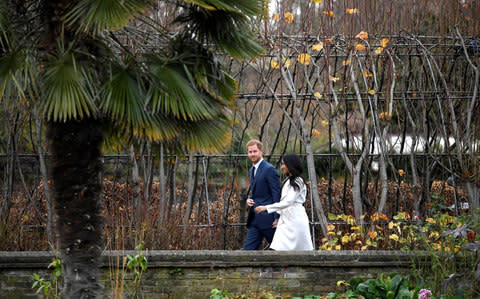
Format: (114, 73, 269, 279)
(146, 36, 237, 121)
(64, 0, 151, 34)
(100, 62, 180, 141)
(42, 49, 97, 122)
(185, 0, 265, 17)
(178, 115, 233, 152)
(146, 57, 220, 121)
(175, 1, 265, 59)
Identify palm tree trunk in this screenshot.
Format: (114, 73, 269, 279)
(48, 118, 104, 298)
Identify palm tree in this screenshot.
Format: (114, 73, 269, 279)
(0, 0, 265, 297)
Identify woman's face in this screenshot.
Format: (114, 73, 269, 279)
(281, 160, 290, 175)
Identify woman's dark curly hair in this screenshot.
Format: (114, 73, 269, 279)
(282, 153, 305, 191)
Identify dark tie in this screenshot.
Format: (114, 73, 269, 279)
(252, 167, 255, 180)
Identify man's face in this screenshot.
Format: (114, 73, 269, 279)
(247, 144, 263, 164)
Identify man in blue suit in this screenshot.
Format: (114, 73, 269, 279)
(243, 139, 281, 250)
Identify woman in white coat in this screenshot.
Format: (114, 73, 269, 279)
(254, 153, 314, 250)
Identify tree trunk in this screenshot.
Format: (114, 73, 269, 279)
(129, 145, 142, 226)
(183, 153, 195, 234)
(48, 118, 104, 298)
(34, 110, 54, 246)
(158, 143, 167, 228)
(465, 181, 480, 214)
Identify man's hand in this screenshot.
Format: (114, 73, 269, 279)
(254, 206, 267, 213)
(272, 219, 278, 228)
(246, 198, 255, 207)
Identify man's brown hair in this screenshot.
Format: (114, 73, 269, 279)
(246, 139, 263, 151)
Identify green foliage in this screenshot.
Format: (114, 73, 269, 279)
(328, 273, 419, 299)
(126, 241, 148, 298)
(210, 288, 232, 299)
(31, 258, 62, 298)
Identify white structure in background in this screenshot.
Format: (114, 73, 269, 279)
(341, 135, 456, 171)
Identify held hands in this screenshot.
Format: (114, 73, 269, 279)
(246, 198, 255, 207)
(272, 219, 278, 228)
(254, 206, 267, 214)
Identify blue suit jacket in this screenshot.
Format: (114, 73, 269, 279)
(247, 160, 281, 229)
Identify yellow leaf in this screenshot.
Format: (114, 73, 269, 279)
(342, 59, 351, 66)
(284, 12, 294, 23)
(381, 38, 389, 48)
(335, 245, 341, 250)
(389, 234, 399, 241)
(346, 8, 359, 14)
(328, 231, 336, 236)
(272, 13, 280, 21)
(323, 11, 335, 17)
(314, 92, 323, 99)
(355, 44, 366, 51)
(270, 60, 280, 69)
(362, 71, 373, 77)
(368, 89, 375, 95)
(329, 76, 339, 82)
(379, 112, 392, 120)
(281, 58, 291, 68)
(355, 31, 369, 39)
(425, 217, 436, 224)
(312, 42, 324, 51)
(298, 53, 311, 65)
(321, 120, 329, 126)
(398, 169, 405, 176)
(312, 0, 323, 3)
(312, 129, 322, 136)
(375, 47, 383, 54)
(388, 221, 394, 229)
(341, 235, 350, 244)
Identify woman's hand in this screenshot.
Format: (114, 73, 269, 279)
(254, 206, 267, 214)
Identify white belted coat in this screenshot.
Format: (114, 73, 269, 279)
(266, 177, 314, 250)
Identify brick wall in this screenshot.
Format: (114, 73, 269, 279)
(0, 250, 425, 298)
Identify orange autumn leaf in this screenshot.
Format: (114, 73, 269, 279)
(379, 111, 392, 120)
(323, 10, 335, 17)
(381, 38, 389, 48)
(355, 44, 366, 51)
(375, 47, 383, 54)
(298, 53, 311, 65)
(270, 60, 280, 69)
(272, 13, 280, 21)
(324, 38, 333, 43)
(312, 0, 323, 3)
(342, 59, 351, 66)
(362, 71, 373, 77)
(329, 76, 340, 82)
(284, 12, 294, 23)
(312, 42, 324, 51)
(355, 31, 368, 39)
(346, 8, 359, 14)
